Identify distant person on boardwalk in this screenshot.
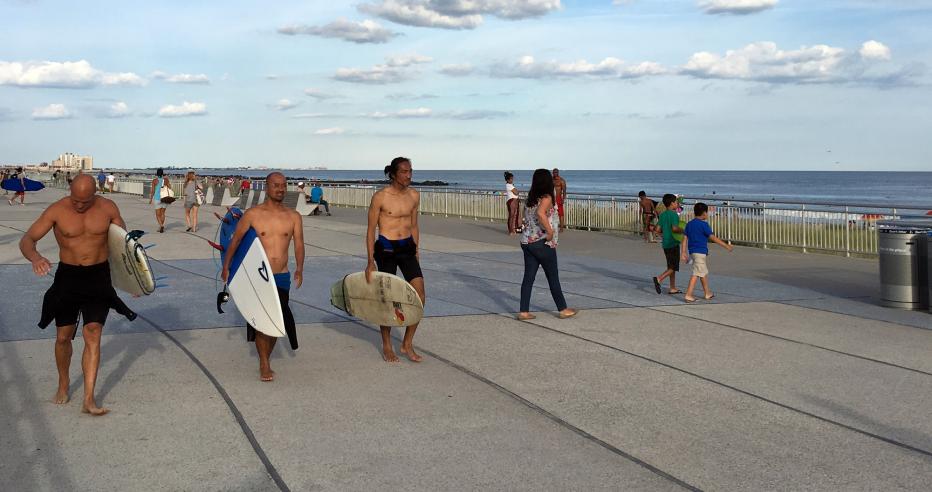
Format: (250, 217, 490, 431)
(240, 177, 251, 196)
(311, 181, 332, 215)
(183, 171, 203, 232)
(516, 169, 578, 321)
(107, 172, 115, 193)
(20, 174, 137, 416)
(638, 191, 656, 243)
(66, 171, 72, 186)
(365, 157, 425, 363)
(504, 171, 521, 235)
(7, 167, 27, 206)
(681, 202, 734, 303)
(148, 168, 173, 233)
(552, 168, 567, 231)
(652, 194, 684, 295)
(97, 170, 107, 192)
(1, 169, 9, 196)
(222, 172, 304, 382)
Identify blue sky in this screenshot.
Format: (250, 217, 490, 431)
(1, 0, 930, 170)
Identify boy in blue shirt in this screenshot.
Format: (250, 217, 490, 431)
(680, 202, 733, 303)
(652, 194, 684, 295)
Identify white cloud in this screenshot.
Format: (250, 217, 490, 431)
(152, 71, 211, 84)
(291, 113, 333, 119)
(0, 60, 144, 88)
(439, 63, 475, 76)
(363, 107, 510, 119)
(278, 18, 399, 44)
(366, 107, 433, 118)
(314, 127, 346, 135)
(681, 41, 911, 85)
(359, 0, 561, 30)
(158, 101, 208, 118)
(859, 40, 891, 61)
(491, 55, 666, 79)
(386, 92, 437, 100)
(699, 0, 778, 15)
(304, 88, 343, 100)
(107, 101, 131, 118)
(334, 54, 432, 84)
(32, 104, 72, 120)
(271, 99, 300, 111)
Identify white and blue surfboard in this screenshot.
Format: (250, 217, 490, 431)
(219, 209, 286, 338)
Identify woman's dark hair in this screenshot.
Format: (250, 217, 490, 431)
(156, 168, 164, 177)
(504, 171, 513, 181)
(384, 157, 410, 181)
(525, 168, 554, 208)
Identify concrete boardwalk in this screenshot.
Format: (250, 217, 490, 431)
(1, 189, 930, 491)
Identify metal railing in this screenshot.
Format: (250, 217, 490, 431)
(35, 173, 929, 257)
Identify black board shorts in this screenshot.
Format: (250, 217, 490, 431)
(663, 247, 680, 272)
(246, 287, 298, 350)
(374, 236, 423, 282)
(40, 262, 114, 328)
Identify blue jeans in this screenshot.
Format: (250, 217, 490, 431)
(520, 239, 567, 312)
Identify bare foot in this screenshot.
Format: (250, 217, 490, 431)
(53, 384, 69, 404)
(260, 367, 275, 382)
(382, 345, 399, 363)
(81, 401, 110, 416)
(399, 345, 423, 363)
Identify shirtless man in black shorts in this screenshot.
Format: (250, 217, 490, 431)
(20, 175, 135, 415)
(222, 172, 305, 381)
(365, 157, 425, 363)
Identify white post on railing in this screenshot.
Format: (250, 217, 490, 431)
(844, 205, 850, 257)
(586, 196, 592, 231)
(610, 198, 616, 230)
(801, 204, 808, 254)
(762, 203, 768, 249)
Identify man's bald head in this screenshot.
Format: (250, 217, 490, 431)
(266, 172, 286, 184)
(69, 174, 97, 213)
(265, 172, 287, 203)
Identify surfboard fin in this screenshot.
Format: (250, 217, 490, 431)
(143, 244, 157, 250)
(126, 230, 146, 241)
(154, 276, 169, 282)
(154, 284, 169, 289)
(206, 240, 224, 252)
(216, 291, 230, 313)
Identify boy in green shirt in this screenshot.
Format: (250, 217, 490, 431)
(652, 193, 683, 295)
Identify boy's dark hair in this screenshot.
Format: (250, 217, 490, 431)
(384, 157, 410, 181)
(662, 193, 676, 207)
(694, 202, 709, 217)
(638, 191, 646, 197)
(504, 171, 513, 181)
(526, 168, 554, 208)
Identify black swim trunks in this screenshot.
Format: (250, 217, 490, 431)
(246, 274, 298, 350)
(663, 247, 680, 272)
(38, 262, 136, 332)
(374, 235, 423, 282)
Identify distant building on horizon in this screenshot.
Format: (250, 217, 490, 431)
(52, 153, 93, 171)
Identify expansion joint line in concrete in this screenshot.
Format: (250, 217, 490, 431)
(135, 314, 291, 492)
(147, 256, 700, 491)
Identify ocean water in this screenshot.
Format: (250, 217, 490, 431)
(162, 169, 931, 208)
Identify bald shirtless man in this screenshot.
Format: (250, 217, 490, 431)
(365, 157, 426, 363)
(20, 175, 136, 415)
(222, 172, 304, 381)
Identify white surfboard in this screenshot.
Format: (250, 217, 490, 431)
(108, 224, 155, 296)
(225, 228, 287, 338)
(330, 271, 423, 327)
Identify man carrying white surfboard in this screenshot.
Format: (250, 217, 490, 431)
(365, 157, 426, 363)
(19, 175, 137, 416)
(221, 172, 305, 382)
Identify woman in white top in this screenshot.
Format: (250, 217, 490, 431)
(504, 171, 521, 235)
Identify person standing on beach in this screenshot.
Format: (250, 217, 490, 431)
(639, 191, 656, 243)
(505, 171, 521, 235)
(516, 169, 578, 321)
(652, 194, 684, 295)
(552, 168, 567, 231)
(148, 168, 173, 233)
(183, 171, 202, 232)
(20, 175, 137, 415)
(222, 172, 304, 382)
(365, 157, 426, 363)
(681, 202, 733, 303)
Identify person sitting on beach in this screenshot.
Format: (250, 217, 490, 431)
(638, 191, 656, 243)
(505, 171, 521, 235)
(681, 202, 734, 303)
(365, 157, 425, 363)
(516, 169, 578, 322)
(222, 172, 304, 382)
(310, 182, 331, 216)
(652, 194, 684, 295)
